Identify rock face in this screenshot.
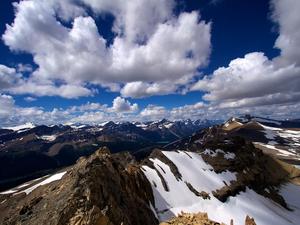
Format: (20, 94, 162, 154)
(160, 212, 225, 225)
(0, 147, 158, 225)
(245, 216, 257, 225)
(160, 212, 257, 225)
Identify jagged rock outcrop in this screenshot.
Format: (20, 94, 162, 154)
(160, 212, 225, 225)
(245, 215, 257, 225)
(0, 147, 157, 225)
(159, 212, 257, 225)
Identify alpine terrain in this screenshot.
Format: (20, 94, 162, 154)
(0, 116, 300, 225)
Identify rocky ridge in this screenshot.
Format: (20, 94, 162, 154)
(1, 119, 300, 225)
(0, 147, 157, 225)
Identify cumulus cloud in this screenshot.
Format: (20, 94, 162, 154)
(16, 64, 33, 73)
(112, 97, 138, 112)
(24, 96, 37, 102)
(0, 95, 140, 126)
(8, 80, 93, 99)
(192, 52, 300, 103)
(271, 0, 300, 66)
(192, 0, 300, 109)
(0, 94, 60, 126)
(0, 65, 21, 89)
(71, 111, 106, 124)
(82, 0, 175, 43)
(0, 63, 93, 99)
(2, 0, 211, 98)
(120, 81, 177, 98)
(139, 100, 300, 122)
(140, 105, 168, 120)
(2, 92, 300, 127)
(0, 94, 15, 120)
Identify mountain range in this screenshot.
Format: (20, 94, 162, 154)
(0, 119, 220, 191)
(0, 116, 300, 225)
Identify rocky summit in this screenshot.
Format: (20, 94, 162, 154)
(160, 212, 257, 225)
(0, 147, 157, 225)
(0, 118, 300, 225)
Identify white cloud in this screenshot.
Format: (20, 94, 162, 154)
(0, 63, 93, 99)
(0, 94, 64, 126)
(120, 81, 177, 98)
(112, 96, 138, 113)
(2, 0, 211, 98)
(140, 105, 168, 120)
(2, 93, 300, 127)
(24, 96, 37, 102)
(139, 101, 300, 122)
(192, 0, 300, 109)
(192, 52, 300, 103)
(2, 0, 300, 124)
(0, 95, 140, 126)
(0, 94, 15, 120)
(69, 102, 106, 112)
(0, 65, 21, 89)
(17, 64, 33, 73)
(82, 0, 175, 43)
(271, 0, 300, 66)
(8, 81, 93, 99)
(71, 111, 105, 124)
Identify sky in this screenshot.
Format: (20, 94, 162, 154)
(0, 0, 300, 126)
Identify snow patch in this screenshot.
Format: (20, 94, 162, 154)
(202, 149, 235, 159)
(143, 150, 300, 224)
(39, 135, 57, 142)
(164, 123, 174, 129)
(21, 171, 67, 194)
(0, 171, 67, 195)
(254, 142, 296, 157)
(255, 118, 282, 125)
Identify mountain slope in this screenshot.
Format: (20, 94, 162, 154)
(0, 148, 157, 225)
(1, 119, 300, 225)
(0, 119, 217, 191)
(221, 116, 300, 164)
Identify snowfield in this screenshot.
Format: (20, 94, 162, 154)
(256, 123, 300, 157)
(0, 171, 67, 195)
(253, 142, 296, 157)
(39, 135, 57, 142)
(142, 150, 300, 224)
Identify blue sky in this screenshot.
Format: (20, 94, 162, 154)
(0, 0, 300, 125)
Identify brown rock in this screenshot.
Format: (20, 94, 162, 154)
(0, 148, 158, 225)
(160, 212, 226, 225)
(245, 215, 256, 225)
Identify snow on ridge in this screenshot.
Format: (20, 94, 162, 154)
(254, 118, 282, 125)
(72, 124, 87, 129)
(142, 150, 300, 224)
(202, 149, 236, 160)
(164, 123, 174, 129)
(253, 142, 297, 157)
(22, 171, 67, 194)
(257, 122, 300, 148)
(0, 171, 67, 195)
